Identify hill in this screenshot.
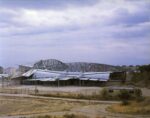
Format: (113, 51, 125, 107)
(33, 59, 118, 72)
(33, 59, 68, 71)
(66, 62, 117, 72)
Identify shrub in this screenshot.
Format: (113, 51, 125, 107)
(118, 90, 131, 105)
(63, 114, 88, 118)
(134, 89, 143, 101)
(63, 114, 75, 118)
(100, 88, 109, 100)
(33, 115, 52, 118)
(77, 93, 86, 99)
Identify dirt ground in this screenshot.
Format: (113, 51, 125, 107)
(0, 95, 89, 116)
(0, 84, 150, 118)
(0, 95, 110, 118)
(0, 95, 149, 118)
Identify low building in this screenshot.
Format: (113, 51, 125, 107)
(109, 71, 126, 82)
(13, 69, 111, 86)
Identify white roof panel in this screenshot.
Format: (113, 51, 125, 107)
(23, 69, 111, 81)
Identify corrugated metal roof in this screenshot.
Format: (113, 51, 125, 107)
(59, 77, 71, 80)
(83, 73, 110, 81)
(28, 78, 57, 81)
(22, 69, 111, 81)
(0, 74, 9, 78)
(80, 78, 89, 80)
(22, 69, 37, 77)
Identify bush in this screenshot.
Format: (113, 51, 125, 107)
(134, 89, 143, 102)
(118, 90, 131, 105)
(63, 114, 75, 118)
(33, 115, 52, 118)
(131, 65, 150, 87)
(63, 114, 88, 118)
(100, 88, 110, 100)
(77, 93, 86, 99)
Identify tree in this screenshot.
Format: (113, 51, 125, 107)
(138, 65, 150, 73)
(131, 65, 150, 87)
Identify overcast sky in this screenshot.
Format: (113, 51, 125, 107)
(0, 0, 150, 67)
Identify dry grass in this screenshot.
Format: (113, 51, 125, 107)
(107, 98, 150, 114)
(31, 114, 90, 118)
(0, 96, 87, 116)
(0, 96, 105, 118)
(36, 92, 95, 100)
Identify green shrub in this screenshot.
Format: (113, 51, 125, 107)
(77, 93, 86, 99)
(100, 88, 110, 100)
(63, 114, 88, 118)
(63, 114, 75, 118)
(118, 90, 131, 105)
(134, 89, 143, 101)
(32, 115, 52, 118)
(131, 65, 150, 87)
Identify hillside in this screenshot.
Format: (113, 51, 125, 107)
(33, 59, 68, 71)
(3, 59, 137, 73)
(66, 62, 117, 72)
(33, 59, 118, 72)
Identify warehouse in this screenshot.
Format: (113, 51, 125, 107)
(19, 69, 111, 86)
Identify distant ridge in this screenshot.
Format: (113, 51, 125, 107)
(33, 59, 118, 72)
(66, 62, 117, 72)
(33, 59, 68, 71)
(2, 59, 138, 75)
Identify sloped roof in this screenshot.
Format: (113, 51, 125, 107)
(0, 74, 9, 78)
(22, 69, 111, 81)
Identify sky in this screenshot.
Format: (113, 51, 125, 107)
(0, 0, 150, 67)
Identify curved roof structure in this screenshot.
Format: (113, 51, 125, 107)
(22, 69, 111, 81)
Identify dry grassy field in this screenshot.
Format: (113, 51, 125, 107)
(0, 96, 89, 116)
(0, 95, 108, 118)
(0, 85, 150, 118)
(0, 95, 150, 118)
(107, 99, 150, 115)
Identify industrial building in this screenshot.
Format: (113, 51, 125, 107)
(15, 69, 111, 86)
